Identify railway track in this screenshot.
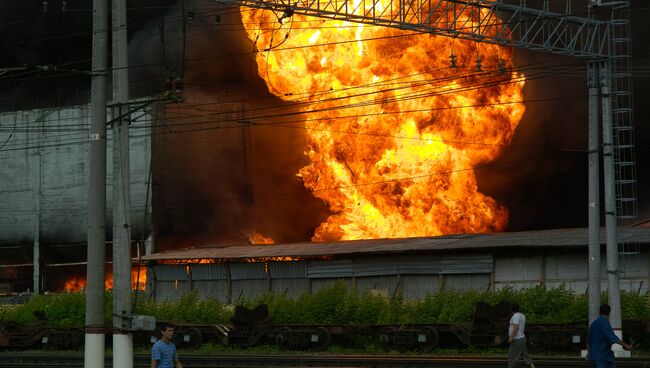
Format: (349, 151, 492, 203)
(0, 352, 649, 368)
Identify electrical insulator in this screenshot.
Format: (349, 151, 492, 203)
(498, 59, 506, 74)
(475, 56, 482, 72)
(42, 1, 48, 13)
(61, 1, 67, 12)
(187, 11, 194, 23)
(449, 52, 457, 69)
(165, 75, 184, 103)
(282, 8, 294, 19)
(279, 7, 294, 22)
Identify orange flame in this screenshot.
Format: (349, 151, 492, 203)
(62, 266, 147, 292)
(242, 5, 525, 240)
(248, 232, 275, 245)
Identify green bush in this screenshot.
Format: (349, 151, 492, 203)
(620, 291, 650, 320)
(1, 285, 648, 328)
(135, 291, 229, 324)
(1, 292, 86, 327)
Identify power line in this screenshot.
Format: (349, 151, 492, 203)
(0, 52, 586, 128)
(3, 2, 650, 84)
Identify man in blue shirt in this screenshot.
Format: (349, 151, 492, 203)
(587, 304, 632, 368)
(151, 323, 183, 368)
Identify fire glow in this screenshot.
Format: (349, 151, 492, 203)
(242, 4, 525, 241)
(62, 267, 147, 292)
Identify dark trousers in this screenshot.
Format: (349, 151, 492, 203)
(508, 337, 533, 368)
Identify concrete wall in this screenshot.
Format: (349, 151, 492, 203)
(0, 103, 152, 248)
(0, 103, 153, 291)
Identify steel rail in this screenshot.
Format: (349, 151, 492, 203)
(1, 352, 650, 368)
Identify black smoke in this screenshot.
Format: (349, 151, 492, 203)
(478, 1, 650, 230)
(0, 0, 648, 248)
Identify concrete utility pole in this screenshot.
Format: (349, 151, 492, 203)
(587, 63, 601, 323)
(85, 0, 108, 367)
(600, 62, 623, 341)
(32, 120, 42, 295)
(112, 0, 133, 366)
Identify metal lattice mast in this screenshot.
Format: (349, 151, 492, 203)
(220, 0, 611, 57)
(608, 2, 637, 225)
(219, 0, 637, 348)
(607, 2, 640, 333)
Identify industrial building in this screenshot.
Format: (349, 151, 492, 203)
(0, 103, 152, 293)
(1, 2, 648, 304)
(1, 103, 649, 300)
(0, 96, 257, 293)
(143, 227, 650, 303)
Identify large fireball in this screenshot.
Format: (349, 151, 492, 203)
(241, 4, 525, 241)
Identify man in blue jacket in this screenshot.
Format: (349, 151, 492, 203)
(587, 304, 632, 368)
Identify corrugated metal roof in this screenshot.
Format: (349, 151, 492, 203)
(143, 227, 650, 262)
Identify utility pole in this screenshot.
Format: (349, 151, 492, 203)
(32, 122, 42, 295)
(600, 62, 624, 345)
(85, 0, 108, 367)
(112, 0, 133, 366)
(587, 62, 601, 323)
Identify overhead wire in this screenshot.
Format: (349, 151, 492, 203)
(0, 78, 597, 153)
(0, 58, 608, 143)
(0, 51, 589, 129)
(0, 57, 612, 135)
(2, 4, 648, 153)
(3, 2, 621, 82)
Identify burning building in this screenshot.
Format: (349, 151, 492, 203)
(0, 1, 648, 294)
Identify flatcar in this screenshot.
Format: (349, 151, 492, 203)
(2, 302, 647, 352)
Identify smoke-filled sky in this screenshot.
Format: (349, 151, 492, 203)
(0, 0, 648, 245)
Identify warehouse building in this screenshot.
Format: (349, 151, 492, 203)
(2, 101, 649, 302)
(143, 227, 650, 303)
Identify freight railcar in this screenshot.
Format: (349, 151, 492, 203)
(1, 302, 648, 353)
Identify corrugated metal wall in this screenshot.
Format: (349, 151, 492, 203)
(444, 274, 491, 292)
(151, 254, 495, 302)
(271, 279, 309, 298)
(401, 275, 442, 299)
(495, 252, 650, 294)
(155, 281, 192, 302)
(308, 255, 492, 278)
(310, 278, 353, 293)
(354, 275, 398, 295)
(150, 250, 650, 303)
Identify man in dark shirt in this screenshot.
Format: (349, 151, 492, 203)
(587, 304, 632, 368)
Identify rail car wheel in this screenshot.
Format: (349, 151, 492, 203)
(178, 327, 202, 349)
(40, 329, 56, 350)
(309, 327, 331, 352)
(494, 332, 508, 346)
(420, 326, 439, 353)
(274, 327, 291, 351)
(377, 327, 396, 352)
